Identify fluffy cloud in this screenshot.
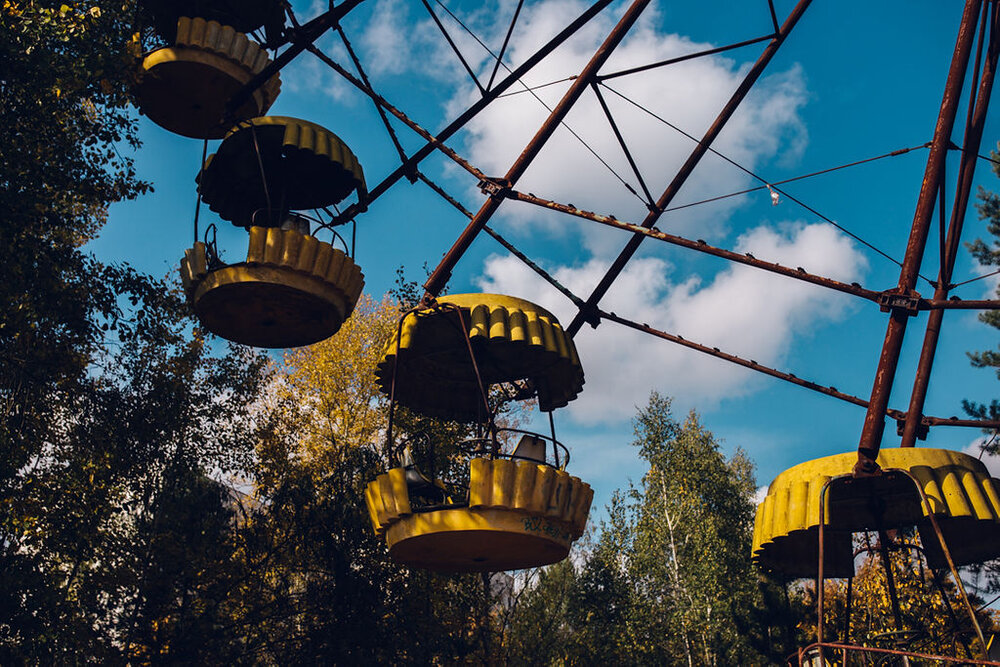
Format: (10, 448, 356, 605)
(443, 0, 808, 252)
(477, 222, 867, 424)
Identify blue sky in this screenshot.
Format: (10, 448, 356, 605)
(89, 0, 1000, 513)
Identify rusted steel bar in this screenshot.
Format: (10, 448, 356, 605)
(598, 308, 1000, 429)
(595, 308, 881, 412)
(816, 478, 831, 659)
(224, 0, 366, 117)
(331, 0, 616, 224)
(877, 530, 906, 635)
(566, 0, 813, 336)
(923, 415, 1000, 428)
(797, 643, 1000, 665)
(858, 0, 984, 471)
(598, 33, 776, 81)
(902, 0, 999, 446)
(422, 0, 654, 300)
(921, 297, 1000, 309)
(304, 45, 489, 183)
(509, 189, 882, 303)
(902, 468, 990, 658)
(415, 171, 589, 311)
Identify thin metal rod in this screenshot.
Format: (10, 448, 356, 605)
(422, 0, 654, 300)
(566, 0, 813, 336)
(337, 25, 408, 165)
(857, 0, 984, 470)
(306, 45, 487, 181)
(901, 0, 999, 446)
(598, 33, 776, 81)
(421, 0, 485, 95)
(509, 189, 882, 303)
(899, 467, 989, 658)
(799, 642, 1000, 665)
(224, 1, 365, 117)
(843, 575, 853, 644)
(331, 0, 616, 224)
(597, 308, 884, 413)
(816, 478, 830, 659)
(193, 138, 208, 243)
(249, 122, 273, 223)
(590, 81, 656, 205)
(877, 530, 906, 634)
(596, 308, 1000, 430)
(415, 171, 589, 311)
(487, 0, 524, 91)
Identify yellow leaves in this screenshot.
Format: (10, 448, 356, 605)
(277, 293, 399, 460)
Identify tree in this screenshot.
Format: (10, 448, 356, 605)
(1, 3, 282, 659)
(224, 293, 504, 663)
(797, 533, 996, 660)
(500, 392, 796, 666)
(963, 142, 1000, 426)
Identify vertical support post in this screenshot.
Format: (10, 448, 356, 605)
(856, 0, 983, 472)
(901, 1, 999, 446)
(422, 0, 653, 300)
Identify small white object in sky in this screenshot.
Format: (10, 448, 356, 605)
(767, 184, 781, 206)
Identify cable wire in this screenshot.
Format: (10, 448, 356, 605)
(600, 80, 936, 285)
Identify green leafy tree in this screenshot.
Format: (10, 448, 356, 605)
(224, 294, 504, 663)
(963, 142, 1000, 425)
(501, 393, 797, 666)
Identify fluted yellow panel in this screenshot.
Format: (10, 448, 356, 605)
(376, 294, 585, 420)
(198, 116, 365, 224)
(135, 17, 280, 139)
(181, 227, 364, 348)
(365, 457, 593, 571)
(469, 458, 492, 507)
(753, 447, 1000, 578)
(513, 462, 538, 510)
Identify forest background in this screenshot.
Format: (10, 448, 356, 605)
(3, 0, 1000, 663)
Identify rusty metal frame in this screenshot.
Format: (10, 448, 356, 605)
(563, 0, 815, 335)
(901, 0, 1000, 446)
(421, 0, 656, 300)
(814, 470, 990, 665)
(293, 0, 1000, 453)
(856, 0, 987, 471)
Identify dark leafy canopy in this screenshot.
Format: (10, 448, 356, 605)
(0, 0, 273, 661)
(964, 142, 1000, 427)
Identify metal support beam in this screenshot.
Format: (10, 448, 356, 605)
(422, 0, 653, 300)
(565, 0, 813, 336)
(857, 0, 984, 472)
(224, 0, 367, 118)
(332, 0, 617, 224)
(901, 0, 999, 446)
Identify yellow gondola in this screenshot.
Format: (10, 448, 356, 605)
(375, 294, 584, 421)
(752, 447, 1000, 578)
(135, 16, 281, 139)
(180, 226, 363, 348)
(197, 116, 365, 226)
(365, 294, 592, 572)
(140, 0, 285, 42)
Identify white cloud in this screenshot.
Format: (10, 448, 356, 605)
(963, 436, 1000, 478)
(477, 221, 867, 424)
(753, 485, 769, 505)
(442, 0, 808, 253)
(360, 0, 416, 75)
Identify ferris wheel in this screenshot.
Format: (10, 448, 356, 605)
(131, 0, 1000, 661)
